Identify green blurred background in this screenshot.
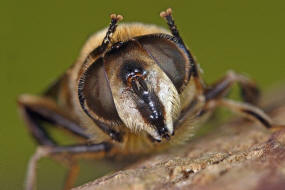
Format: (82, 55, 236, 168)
(1, 0, 284, 189)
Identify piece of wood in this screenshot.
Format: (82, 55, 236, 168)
(73, 87, 285, 190)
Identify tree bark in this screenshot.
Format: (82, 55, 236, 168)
(73, 87, 285, 190)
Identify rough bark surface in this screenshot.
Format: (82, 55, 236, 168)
(73, 88, 285, 190)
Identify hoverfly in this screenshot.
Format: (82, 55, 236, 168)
(18, 8, 284, 190)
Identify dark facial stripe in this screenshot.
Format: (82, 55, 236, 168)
(131, 77, 169, 137)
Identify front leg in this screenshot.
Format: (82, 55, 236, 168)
(202, 98, 284, 130)
(199, 71, 284, 130)
(26, 143, 112, 190)
(17, 94, 91, 145)
(17, 95, 114, 190)
(204, 70, 260, 105)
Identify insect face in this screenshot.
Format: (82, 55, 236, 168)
(82, 38, 183, 141)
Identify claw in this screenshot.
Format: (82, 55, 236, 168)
(270, 125, 285, 132)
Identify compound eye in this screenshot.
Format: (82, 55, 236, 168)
(136, 34, 191, 93)
(80, 57, 120, 122)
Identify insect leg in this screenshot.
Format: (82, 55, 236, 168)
(204, 70, 260, 105)
(26, 146, 50, 190)
(160, 8, 204, 94)
(26, 143, 112, 190)
(203, 98, 284, 130)
(17, 94, 90, 146)
(89, 13, 123, 58)
(64, 160, 79, 190)
(198, 70, 284, 129)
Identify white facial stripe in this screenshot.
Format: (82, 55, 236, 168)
(156, 71, 180, 136)
(145, 126, 162, 141)
(166, 121, 174, 135)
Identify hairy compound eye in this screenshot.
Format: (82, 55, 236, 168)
(80, 57, 120, 122)
(135, 34, 191, 93)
